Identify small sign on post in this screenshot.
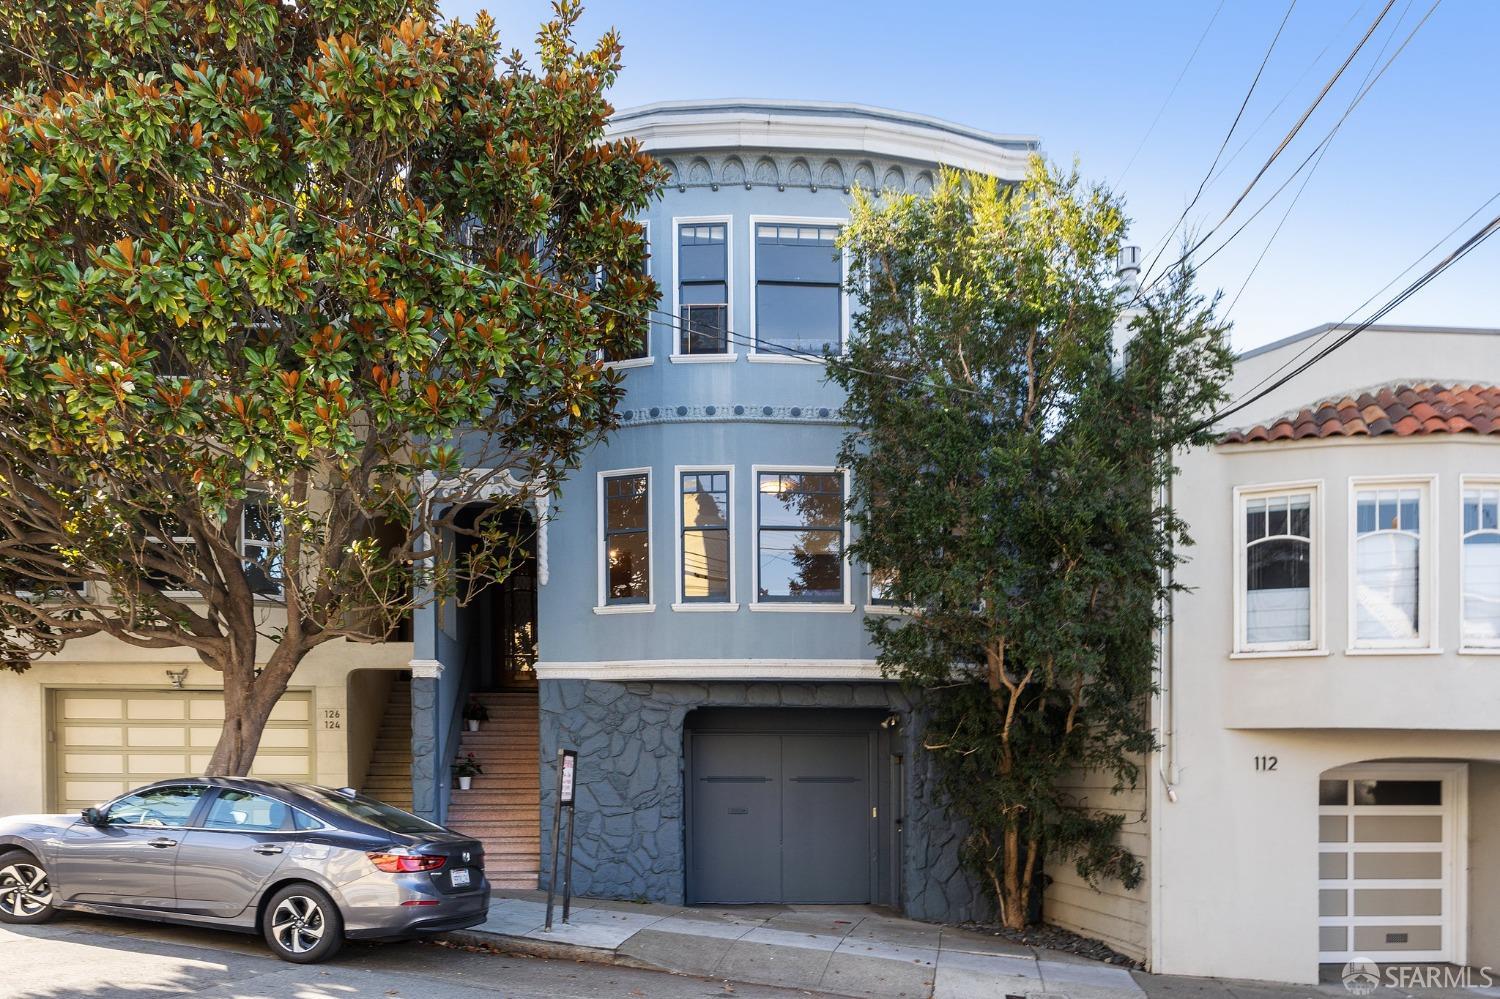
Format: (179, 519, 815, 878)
(544, 749, 579, 931)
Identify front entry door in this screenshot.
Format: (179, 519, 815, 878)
(689, 729, 874, 904)
(1318, 764, 1464, 965)
(52, 783, 207, 911)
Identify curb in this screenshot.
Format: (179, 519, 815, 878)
(436, 928, 667, 974)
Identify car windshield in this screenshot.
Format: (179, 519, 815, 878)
(301, 787, 447, 835)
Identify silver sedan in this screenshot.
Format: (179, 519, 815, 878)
(0, 777, 491, 963)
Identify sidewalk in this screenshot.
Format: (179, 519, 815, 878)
(446, 890, 1150, 999)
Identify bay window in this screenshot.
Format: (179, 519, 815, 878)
(1462, 481, 1500, 649)
(1237, 485, 1318, 652)
(676, 221, 729, 355)
(679, 470, 732, 604)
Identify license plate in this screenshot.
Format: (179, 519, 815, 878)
(450, 868, 471, 888)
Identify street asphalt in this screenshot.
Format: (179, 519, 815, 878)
(0, 911, 834, 999)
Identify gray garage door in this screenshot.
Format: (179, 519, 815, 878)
(688, 720, 876, 904)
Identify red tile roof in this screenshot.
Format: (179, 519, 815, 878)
(1221, 383, 1500, 444)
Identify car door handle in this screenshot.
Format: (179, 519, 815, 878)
(252, 845, 284, 856)
(147, 838, 177, 849)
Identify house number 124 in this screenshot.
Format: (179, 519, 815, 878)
(1254, 755, 1278, 772)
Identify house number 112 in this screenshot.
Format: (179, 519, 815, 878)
(1254, 755, 1278, 772)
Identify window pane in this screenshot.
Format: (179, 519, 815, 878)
(243, 500, 280, 543)
(756, 226, 840, 283)
(204, 790, 290, 832)
(1245, 498, 1266, 543)
(1267, 498, 1287, 538)
(106, 785, 204, 827)
(1288, 495, 1311, 538)
(758, 473, 842, 528)
(1319, 779, 1349, 806)
(683, 529, 729, 601)
(1356, 496, 1377, 534)
(759, 528, 842, 601)
(679, 226, 726, 282)
(1246, 538, 1311, 644)
(606, 476, 647, 531)
(682, 480, 728, 528)
(1353, 780, 1441, 807)
(681, 282, 727, 306)
(1355, 533, 1419, 640)
(756, 282, 840, 354)
(1464, 530, 1500, 643)
(607, 530, 649, 601)
(870, 565, 899, 605)
(681, 303, 727, 354)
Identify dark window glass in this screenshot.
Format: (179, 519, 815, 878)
(242, 497, 283, 596)
(605, 474, 650, 603)
(757, 472, 843, 602)
(1353, 780, 1441, 806)
(105, 785, 205, 827)
(869, 565, 899, 606)
(754, 224, 842, 355)
(1319, 779, 1349, 806)
(681, 472, 730, 602)
(302, 788, 447, 834)
(204, 789, 291, 832)
(679, 224, 728, 354)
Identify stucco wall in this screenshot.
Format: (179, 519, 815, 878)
(1043, 764, 1149, 961)
(536, 678, 990, 924)
(0, 638, 412, 816)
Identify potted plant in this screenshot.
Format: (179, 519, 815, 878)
(463, 699, 489, 732)
(453, 753, 484, 791)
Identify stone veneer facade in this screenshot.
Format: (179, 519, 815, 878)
(536, 678, 989, 923)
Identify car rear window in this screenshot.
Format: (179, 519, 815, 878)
(302, 788, 447, 834)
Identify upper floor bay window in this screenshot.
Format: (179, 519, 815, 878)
(1351, 479, 1434, 649)
(753, 222, 843, 357)
(755, 470, 845, 604)
(679, 470, 732, 605)
(598, 222, 652, 365)
(676, 221, 729, 355)
(1237, 486, 1319, 653)
(1461, 481, 1500, 649)
(600, 471, 651, 609)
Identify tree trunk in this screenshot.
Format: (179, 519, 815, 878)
(203, 644, 293, 776)
(999, 820, 1029, 930)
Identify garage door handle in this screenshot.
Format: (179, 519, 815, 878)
(789, 776, 858, 783)
(147, 838, 177, 849)
(703, 777, 771, 783)
(252, 845, 284, 856)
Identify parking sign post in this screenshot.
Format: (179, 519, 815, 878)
(543, 748, 578, 930)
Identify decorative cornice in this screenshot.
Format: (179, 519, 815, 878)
(535, 659, 886, 681)
(619, 402, 844, 428)
(408, 658, 443, 679)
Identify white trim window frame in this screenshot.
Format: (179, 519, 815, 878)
(1347, 475, 1438, 653)
(1233, 481, 1323, 656)
(1459, 475, 1500, 652)
(595, 467, 654, 614)
(749, 464, 853, 613)
(747, 215, 850, 364)
(240, 493, 284, 597)
(670, 215, 735, 363)
(673, 465, 737, 612)
(602, 220, 654, 370)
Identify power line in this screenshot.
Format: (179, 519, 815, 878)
(1115, 0, 1228, 187)
(1135, 0, 1398, 296)
(1201, 204, 1500, 433)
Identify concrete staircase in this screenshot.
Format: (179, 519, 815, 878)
(444, 690, 541, 890)
(360, 678, 414, 811)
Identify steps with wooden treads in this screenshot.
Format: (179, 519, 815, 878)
(444, 689, 541, 891)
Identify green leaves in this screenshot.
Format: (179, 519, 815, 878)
(832, 159, 1232, 926)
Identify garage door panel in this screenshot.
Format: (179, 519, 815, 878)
(689, 733, 780, 904)
(781, 734, 871, 904)
(51, 690, 313, 810)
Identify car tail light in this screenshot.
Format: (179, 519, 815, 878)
(367, 851, 447, 873)
(400, 899, 440, 907)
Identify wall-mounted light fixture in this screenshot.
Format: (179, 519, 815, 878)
(165, 669, 188, 690)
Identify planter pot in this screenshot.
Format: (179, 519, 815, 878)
(458, 776, 473, 791)
(466, 719, 480, 732)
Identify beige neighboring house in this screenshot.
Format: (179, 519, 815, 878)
(1047, 323, 1500, 983)
(0, 612, 414, 818)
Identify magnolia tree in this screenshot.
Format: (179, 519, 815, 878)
(832, 160, 1233, 929)
(0, 0, 661, 774)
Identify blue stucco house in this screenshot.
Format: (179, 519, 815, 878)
(399, 100, 1038, 923)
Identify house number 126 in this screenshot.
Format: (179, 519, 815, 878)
(1254, 755, 1278, 772)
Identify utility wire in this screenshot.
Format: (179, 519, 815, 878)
(1115, 0, 1228, 187)
(1200, 205, 1500, 434)
(1134, 0, 1397, 296)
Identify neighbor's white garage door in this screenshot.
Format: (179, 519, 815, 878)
(50, 689, 314, 810)
(1318, 764, 1465, 964)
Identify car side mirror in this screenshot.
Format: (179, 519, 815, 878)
(81, 807, 105, 826)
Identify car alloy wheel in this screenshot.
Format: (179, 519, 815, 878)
(0, 854, 56, 923)
(270, 894, 326, 955)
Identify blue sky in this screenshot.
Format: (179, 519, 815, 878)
(439, 1, 1498, 351)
